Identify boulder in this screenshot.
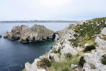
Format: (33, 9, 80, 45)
(4, 25, 55, 43)
(101, 28, 106, 36)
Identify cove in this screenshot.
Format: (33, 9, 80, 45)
(0, 22, 75, 71)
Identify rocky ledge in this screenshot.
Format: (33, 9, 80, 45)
(23, 17, 106, 71)
(4, 25, 55, 43)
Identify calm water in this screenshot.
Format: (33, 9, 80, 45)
(0, 22, 75, 71)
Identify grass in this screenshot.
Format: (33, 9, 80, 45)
(37, 55, 79, 71)
(48, 55, 79, 71)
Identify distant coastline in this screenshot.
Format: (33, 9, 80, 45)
(0, 20, 78, 23)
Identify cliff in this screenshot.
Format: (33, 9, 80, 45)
(24, 17, 106, 71)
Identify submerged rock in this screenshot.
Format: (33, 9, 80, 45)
(4, 25, 55, 43)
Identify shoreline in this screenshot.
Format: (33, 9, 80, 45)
(23, 17, 106, 71)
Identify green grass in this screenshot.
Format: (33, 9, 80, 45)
(48, 55, 79, 71)
(37, 55, 79, 71)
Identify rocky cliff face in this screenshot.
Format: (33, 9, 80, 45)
(24, 17, 106, 71)
(4, 25, 55, 43)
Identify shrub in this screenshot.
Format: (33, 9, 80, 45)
(53, 49, 61, 54)
(37, 58, 51, 69)
(69, 39, 79, 47)
(83, 45, 96, 52)
(101, 57, 106, 65)
(48, 55, 79, 71)
(65, 53, 72, 59)
(79, 56, 86, 67)
(83, 36, 90, 41)
(49, 60, 73, 71)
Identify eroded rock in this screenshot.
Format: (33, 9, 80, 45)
(4, 25, 55, 43)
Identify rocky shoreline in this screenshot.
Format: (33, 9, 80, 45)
(4, 25, 55, 43)
(23, 17, 106, 71)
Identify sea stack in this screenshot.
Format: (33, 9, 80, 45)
(4, 25, 55, 43)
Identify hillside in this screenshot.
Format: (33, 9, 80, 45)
(23, 17, 106, 71)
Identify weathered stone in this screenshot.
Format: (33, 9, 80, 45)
(82, 49, 106, 71)
(25, 59, 46, 71)
(4, 25, 55, 43)
(95, 37, 106, 49)
(101, 28, 106, 36)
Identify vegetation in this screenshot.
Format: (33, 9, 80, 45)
(65, 53, 72, 59)
(48, 55, 79, 71)
(101, 57, 106, 65)
(69, 18, 106, 48)
(83, 45, 96, 52)
(79, 56, 86, 67)
(37, 55, 79, 71)
(53, 49, 61, 54)
(37, 58, 51, 69)
(37, 17, 106, 71)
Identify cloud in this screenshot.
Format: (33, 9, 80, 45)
(0, 0, 106, 20)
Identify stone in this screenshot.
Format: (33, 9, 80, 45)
(4, 25, 55, 43)
(25, 59, 46, 71)
(82, 49, 106, 71)
(95, 37, 106, 49)
(101, 28, 106, 36)
(0, 35, 2, 38)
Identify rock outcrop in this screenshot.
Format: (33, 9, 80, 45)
(24, 17, 106, 71)
(4, 25, 55, 43)
(0, 35, 2, 38)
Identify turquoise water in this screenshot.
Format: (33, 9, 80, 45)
(0, 22, 75, 71)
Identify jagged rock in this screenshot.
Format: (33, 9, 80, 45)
(95, 37, 106, 49)
(24, 18, 106, 71)
(82, 49, 106, 71)
(0, 35, 2, 38)
(25, 59, 46, 71)
(48, 53, 60, 62)
(101, 28, 106, 36)
(4, 25, 55, 43)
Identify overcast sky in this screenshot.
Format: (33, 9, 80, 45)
(0, 0, 106, 21)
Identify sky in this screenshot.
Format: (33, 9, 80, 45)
(0, 0, 106, 21)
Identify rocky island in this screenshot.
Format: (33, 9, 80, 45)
(23, 17, 106, 71)
(4, 25, 55, 43)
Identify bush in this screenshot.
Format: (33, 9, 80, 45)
(48, 55, 79, 71)
(37, 58, 51, 69)
(79, 56, 86, 67)
(101, 57, 106, 65)
(65, 53, 72, 59)
(83, 45, 96, 52)
(53, 49, 61, 54)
